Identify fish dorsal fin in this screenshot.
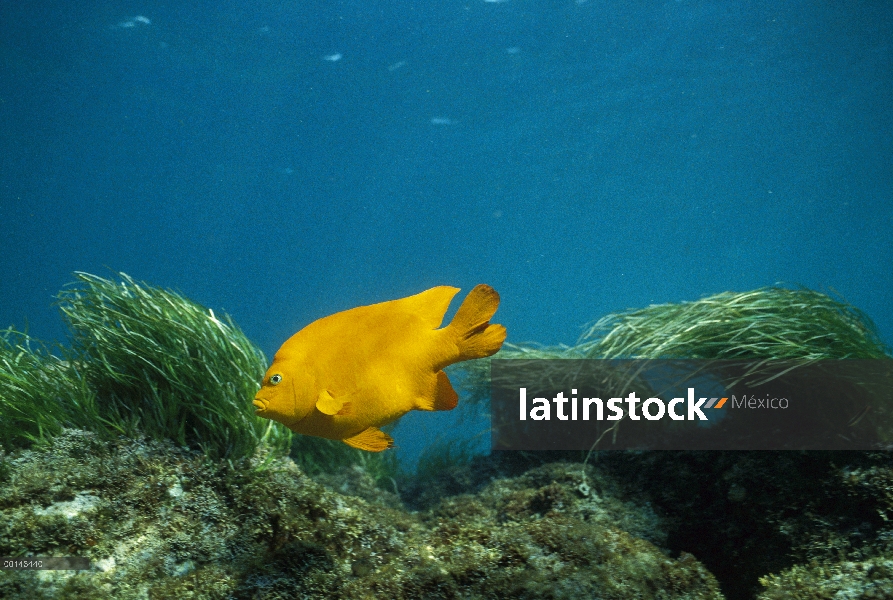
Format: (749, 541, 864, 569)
(396, 286, 461, 329)
(316, 389, 351, 416)
(343, 427, 394, 452)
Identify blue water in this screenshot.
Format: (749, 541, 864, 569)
(2, 1, 891, 465)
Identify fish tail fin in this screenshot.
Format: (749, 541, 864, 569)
(448, 284, 506, 360)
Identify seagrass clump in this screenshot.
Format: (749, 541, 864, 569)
(0, 272, 291, 459)
(578, 287, 889, 360)
(56, 272, 291, 458)
(0, 329, 98, 448)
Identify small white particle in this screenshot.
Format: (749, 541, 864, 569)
(95, 557, 116, 572)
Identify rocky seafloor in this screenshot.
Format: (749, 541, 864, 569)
(2, 430, 893, 599)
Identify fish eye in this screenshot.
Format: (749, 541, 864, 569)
(270, 374, 282, 385)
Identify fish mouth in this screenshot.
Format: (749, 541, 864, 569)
(252, 398, 266, 413)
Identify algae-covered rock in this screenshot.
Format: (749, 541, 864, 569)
(0, 429, 723, 599)
(594, 450, 893, 600)
(757, 558, 893, 600)
(400, 462, 717, 600)
(752, 460, 893, 600)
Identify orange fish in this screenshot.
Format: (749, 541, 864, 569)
(252, 285, 506, 451)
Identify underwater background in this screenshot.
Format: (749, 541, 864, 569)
(1, 2, 892, 599)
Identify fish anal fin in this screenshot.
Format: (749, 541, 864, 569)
(316, 389, 348, 416)
(343, 427, 394, 452)
(418, 371, 458, 411)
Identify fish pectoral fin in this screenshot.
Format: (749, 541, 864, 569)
(343, 427, 394, 452)
(316, 389, 348, 416)
(417, 370, 458, 411)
